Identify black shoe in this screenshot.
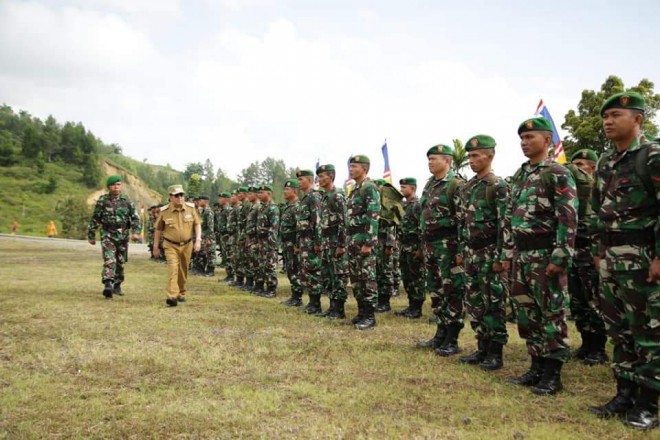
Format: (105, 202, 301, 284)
(326, 301, 346, 320)
(166, 298, 178, 307)
(351, 300, 366, 324)
(261, 287, 277, 298)
(531, 358, 563, 396)
(589, 377, 637, 418)
(394, 306, 411, 317)
(622, 387, 659, 430)
(356, 303, 376, 330)
(281, 294, 303, 306)
(406, 300, 423, 319)
(583, 333, 609, 366)
(102, 281, 113, 299)
(223, 274, 235, 283)
(435, 323, 462, 357)
(459, 339, 489, 365)
(253, 284, 265, 295)
(233, 278, 245, 287)
(112, 283, 123, 296)
(508, 356, 544, 386)
(573, 331, 591, 361)
(304, 295, 322, 315)
(416, 325, 446, 349)
(241, 277, 254, 291)
(480, 341, 505, 371)
(375, 296, 391, 313)
(318, 299, 336, 318)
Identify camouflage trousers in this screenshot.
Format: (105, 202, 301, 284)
(100, 236, 129, 283)
(392, 246, 401, 295)
(199, 240, 216, 273)
(347, 242, 378, 306)
(424, 238, 465, 326)
(464, 246, 508, 345)
(568, 262, 606, 335)
(320, 244, 349, 302)
(224, 235, 235, 276)
(399, 245, 425, 302)
(283, 245, 303, 295)
(233, 236, 247, 278)
(298, 237, 322, 296)
(246, 236, 259, 279)
(258, 241, 278, 290)
(511, 255, 571, 362)
(599, 266, 659, 392)
(375, 241, 396, 299)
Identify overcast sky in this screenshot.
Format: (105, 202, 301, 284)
(1, 0, 659, 186)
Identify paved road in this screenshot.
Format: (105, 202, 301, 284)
(0, 234, 150, 256)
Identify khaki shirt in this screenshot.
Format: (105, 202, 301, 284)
(155, 202, 201, 244)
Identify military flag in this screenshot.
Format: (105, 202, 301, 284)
(381, 140, 392, 183)
(535, 100, 566, 164)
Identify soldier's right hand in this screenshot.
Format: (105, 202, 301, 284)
(153, 248, 160, 258)
(88, 240, 96, 246)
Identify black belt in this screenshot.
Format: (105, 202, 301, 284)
(601, 230, 654, 247)
(423, 228, 457, 242)
(575, 236, 590, 249)
(164, 237, 192, 246)
(514, 234, 554, 251)
(321, 225, 339, 238)
(467, 235, 497, 250)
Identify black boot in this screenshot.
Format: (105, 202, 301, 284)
(305, 295, 322, 315)
(112, 282, 123, 296)
(351, 300, 366, 324)
(623, 386, 658, 430)
(356, 302, 377, 330)
(480, 341, 504, 371)
(531, 358, 564, 395)
(394, 302, 411, 317)
(508, 356, 544, 386)
(253, 283, 265, 295)
(589, 377, 638, 418)
(223, 273, 234, 283)
(435, 323, 462, 357)
(318, 299, 335, 317)
(416, 325, 446, 349)
(459, 339, 489, 365)
(281, 290, 303, 307)
(327, 300, 346, 320)
(584, 333, 609, 366)
(406, 299, 423, 319)
(573, 331, 591, 361)
(102, 281, 113, 299)
(242, 277, 255, 291)
(233, 276, 245, 287)
(375, 295, 391, 313)
(261, 286, 277, 298)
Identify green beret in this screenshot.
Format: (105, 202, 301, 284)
(284, 179, 300, 188)
(106, 175, 121, 187)
(399, 177, 417, 186)
(570, 149, 599, 162)
(316, 164, 336, 175)
(349, 155, 370, 164)
(465, 135, 496, 151)
(220, 192, 231, 198)
(259, 185, 273, 192)
(238, 186, 249, 193)
(374, 179, 387, 186)
(518, 117, 553, 134)
(600, 91, 646, 116)
(296, 170, 314, 178)
(427, 144, 453, 156)
(198, 195, 209, 200)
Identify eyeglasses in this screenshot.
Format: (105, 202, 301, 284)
(172, 193, 185, 198)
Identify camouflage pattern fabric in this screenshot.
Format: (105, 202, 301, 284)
(281, 199, 303, 295)
(504, 157, 577, 362)
(198, 206, 216, 274)
(245, 200, 262, 280)
(257, 201, 280, 290)
(296, 189, 323, 296)
(320, 187, 349, 302)
(234, 199, 252, 279)
(399, 196, 425, 302)
(226, 202, 240, 277)
(146, 215, 155, 256)
(376, 222, 397, 299)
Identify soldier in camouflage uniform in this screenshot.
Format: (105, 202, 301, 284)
(244, 187, 262, 292)
(222, 192, 238, 283)
(395, 177, 425, 319)
(346, 155, 381, 330)
(456, 135, 509, 371)
(503, 117, 577, 396)
(587, 92, 659, 430)
(146, 205, 158, 260)
(280, 179, 304, 306)
(197, 195, 216, 276)
(232, 187, 250, 287)
(255, 185, 280, 297)
(316, 164, 349, 319)
(416, 145, 466, 356)
(87, 175, 142, 298)
(372, 179, 398, 313)
(295, 170, 324, 314)
(566, 149, 608, 365)
(215, 193, 232, 277)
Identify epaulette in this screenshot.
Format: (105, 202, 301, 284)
(160, 204, 170, 211)
(185, 202, 196, 208)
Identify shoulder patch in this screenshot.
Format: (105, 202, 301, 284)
(160, 204, 170, 211)
(185, 202, 195, 208)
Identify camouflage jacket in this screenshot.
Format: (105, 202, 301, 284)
(503, 157, 577, 266)
(296, 189, 323, 246)
(398, 196, 422, 251)
(238, 199, 252, 238)
(87, 193, 141, 241)
(246, 201, 262, 238)
(199, 207, 215, 240)
(257, 201, 280, 246)
(419, 170, 464, 242)
(457, 172, 509, 261)
(377, 222, 397, 248)
(320, 186, 347, 248)
(280, 200, 299, 249)
(216, 204, 232, 235)
(346, 179, 381, 247)
(591, 135, 660, 270)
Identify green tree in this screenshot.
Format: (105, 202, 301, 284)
(187, 173, 202, 196)
(0, 129, 21, 166)
(55, 195, 90, 239)
(562, 75, 660, 157)
(451, 139, 468, 177)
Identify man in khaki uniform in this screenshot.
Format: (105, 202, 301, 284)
(153, 184, 202, 307)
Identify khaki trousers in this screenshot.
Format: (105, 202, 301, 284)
(164, 241, 193, 299)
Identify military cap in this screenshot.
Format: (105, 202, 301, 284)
(247, 186, 258, 192)
(238, 186, 249, 193)
(259, 184, 273, 192)
(198, 195, 209, 200)
(168, 184, 185, 195)
(349, 155, 370, 164)
(106, 175, 122, 187)
(600, 91, 646, 116)
(399, 177, 417, 186)
(296, 169, 314, 178)
(219, 192, 231, 198)
(518, 117, 553, 134)
(465, 134, 496, 151)
(426, 144, 453, 156)
(570, 148, 599, 162)
(284, 179, 300, 188)
(316, 164, 336, 174)
(191, 195, 200, 200)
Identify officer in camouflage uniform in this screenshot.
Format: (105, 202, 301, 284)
(373, 179, 398, 313)
(346, 155, 381, 330)
(280, 179, 304, 306)
(395, 177, 425, 319)
(244, 187, 262, 292)
(221, 192, 238, 283)
(503, 117, 577, 396)
(197, 195, 216, 276)
(87, 175, 142, 298)
(146, 205, 158, 260)
(456, 135, 509, 371)
(255, 185, 280, 297)
(295, 170, 324, 314)
(232, 187, 250, 287)
(587, 92, 659, 430)
(416, 145, 466, 356)
(316, 164, 349, 319)
(566, 149, 608, 366)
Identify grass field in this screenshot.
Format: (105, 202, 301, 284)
(0, 237, 649, 439)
